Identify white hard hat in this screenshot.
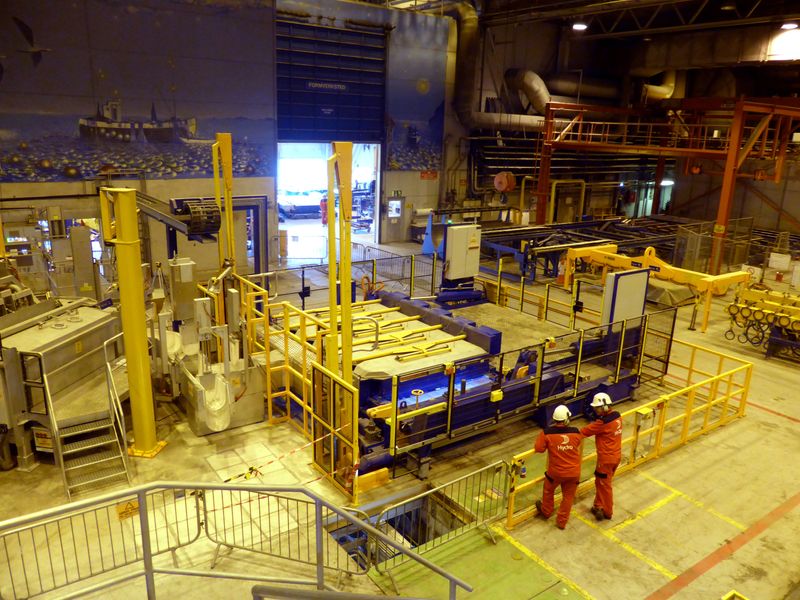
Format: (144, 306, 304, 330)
(552, 405, 572, 422)
(591, 392, 612, 408)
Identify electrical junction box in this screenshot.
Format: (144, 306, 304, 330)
(490, 389, 503, 403)
(444, 224, 481, 280)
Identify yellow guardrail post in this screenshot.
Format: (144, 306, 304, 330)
(614, 319, 627, 382)
(543, 283, 550, 321)
(496, 258, 504, 306)
(569, 279, 578, 329)
(430, 253, 437, 295)
(410, 254, 416, 295)
(333, 142, 354, 383)
(390, 375, 399, 456)
(326, 155, 339, 374)
(573, 329, 584, 397)
(653, 398, 668, 457)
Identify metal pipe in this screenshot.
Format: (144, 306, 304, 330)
(352, 316, 380, 350)
(446, 3, 546, 133)
(505, 69, 550, 115)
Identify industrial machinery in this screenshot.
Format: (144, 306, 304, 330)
(564, 244, 751, 332)
(352, 292, 673, 477)
(156, 287, 265, 437)
(0, 290, 129, 497)
(436, 223, 485, 307)
(267, 288, 675, 480)
(725, 284, 800, 361)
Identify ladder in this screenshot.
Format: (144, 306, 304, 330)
(19, 351, 131, 500)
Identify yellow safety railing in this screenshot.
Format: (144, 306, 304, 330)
(476, 272, 603, 330)
(476, 273, 547, 317)
(310, 361, 360, 502)
(235, 274, 361, 500)
(505, 338, 752, 528)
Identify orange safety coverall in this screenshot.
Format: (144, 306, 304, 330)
(581, 411, 622, 518)
(534, 425, 583, 528)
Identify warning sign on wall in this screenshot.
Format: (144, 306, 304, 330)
(420, 171, 438, 180)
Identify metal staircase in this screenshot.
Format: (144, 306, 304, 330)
(59, 416, 129, 497)
(19, 345, 132, 500)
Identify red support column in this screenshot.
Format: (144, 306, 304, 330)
(710, 101, 745, 275)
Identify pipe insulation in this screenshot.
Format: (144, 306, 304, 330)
(547, 74, 621, 99)
(505, 69, 551, 115)
(446, 3, 546, 132)
(643, 71, 677, 101)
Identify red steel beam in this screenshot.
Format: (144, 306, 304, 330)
(710, 100, 745, 275)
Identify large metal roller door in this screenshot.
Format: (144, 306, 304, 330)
(276, 19, 386, 142)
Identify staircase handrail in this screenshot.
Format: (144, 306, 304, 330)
(0, 481, 474, 599)
(18, 350, 68, 494)
(103, 331, 130, 475)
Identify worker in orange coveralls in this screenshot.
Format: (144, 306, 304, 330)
(534, 404, 584, 530)
(580, 392, 622, 521)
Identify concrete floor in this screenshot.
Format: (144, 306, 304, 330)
(1, 268, 799, 599)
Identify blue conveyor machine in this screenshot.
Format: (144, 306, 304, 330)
(355, 293, 646, 475)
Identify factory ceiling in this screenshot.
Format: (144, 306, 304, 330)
(394, 1, 800, 39)
(483, 0, 800, 35)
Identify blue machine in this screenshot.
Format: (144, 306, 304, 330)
(353, 292, 665, 477)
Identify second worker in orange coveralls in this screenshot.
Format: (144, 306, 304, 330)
(581, 392, 622, 521)
(534, 404, 584, 530)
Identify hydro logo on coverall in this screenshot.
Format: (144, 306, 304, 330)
(557, 435, 575, 452)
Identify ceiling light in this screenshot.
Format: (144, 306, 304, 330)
(572, 22, 588, 31)
(660, 179, 675, 186)
(720, 3, 736, 11)
(781, 22, 798, 30)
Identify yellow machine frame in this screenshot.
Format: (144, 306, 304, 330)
(564, 244, 751, 332)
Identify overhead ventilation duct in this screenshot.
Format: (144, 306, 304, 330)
(446, 3, 546, 131)
(505, 68, 551, 115)
(643, 71, 676, 102)
(547, 74, 621, 100)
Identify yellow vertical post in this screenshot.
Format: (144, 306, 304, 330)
(211, 142, 225, 268)
(410, 254, 416, 295)
(99, 188, 161, 456)
(430, 253, 437, 295)
(496, 258, 504, 306)
(0, 212, 6, 259)
(216, 133, 237, 268)
(326, 156, 339, 373)
(334, 142, 354, 383)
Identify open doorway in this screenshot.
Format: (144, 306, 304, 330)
(277, 142, 380, 265)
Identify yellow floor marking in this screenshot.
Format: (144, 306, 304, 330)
(572, 512, 677, 579)
(610, 491, 681, 532)
(638, 471, 746, 531)
(490, 524, 596, 600)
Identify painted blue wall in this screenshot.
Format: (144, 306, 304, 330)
(0, 0, 277, 183)
(278, 0, 449, 171)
